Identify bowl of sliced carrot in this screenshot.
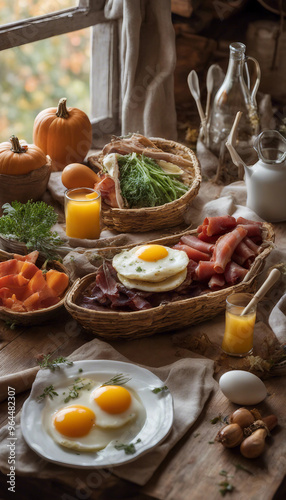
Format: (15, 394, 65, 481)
(0, 249, 70, 325)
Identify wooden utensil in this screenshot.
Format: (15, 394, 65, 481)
(241, 268, 281, 316)
(187, 70, 206, 137)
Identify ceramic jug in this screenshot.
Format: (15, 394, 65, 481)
(226, 112, 286, 222)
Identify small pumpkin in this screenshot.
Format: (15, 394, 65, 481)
(33, 97, 92, 171)
(0, 136, 47, 175)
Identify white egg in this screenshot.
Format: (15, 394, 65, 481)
(219, 370, 267, 405)
(42, 379, 146, 452)
(112, 244, 189, 283)
(117, 268, 187, 292)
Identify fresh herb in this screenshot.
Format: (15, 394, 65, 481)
(210, 415, 222, 424)
(208, 441, 215, 444)
(135, 266, 144, 272)
(219, 481, 234, 496)
(101, 373, 131, 387)
(115, 438, 141, 455)
(235, 463, 253, 475)
(78, 368, 83, 373)
(38, 354, 73, 371)
(37, 385, 58, 401)
(152, 385, 169, 394)
(117, 153, 188, 208)
(0, 200, 64, 260)
(64, 379, 92, 403)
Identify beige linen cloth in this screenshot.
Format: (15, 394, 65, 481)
(0, 337, 214, 486)
(104, 0, 177, 139)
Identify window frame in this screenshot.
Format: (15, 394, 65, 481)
(0, 0, 119, 146)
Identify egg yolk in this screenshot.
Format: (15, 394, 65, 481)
(93, 385, 131, 414)
(136, 245, 169, 262)
(53, 405, 95, 437)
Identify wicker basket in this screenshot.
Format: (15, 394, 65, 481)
(0, 249, 70, 325)
(88, 138, 201, 232)
(64, 223, 275, 340)
(0, 158, 51, 212)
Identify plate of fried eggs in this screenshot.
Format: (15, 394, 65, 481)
(21, 360, 174, 468)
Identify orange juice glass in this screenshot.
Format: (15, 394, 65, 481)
(65, 188, 101, 239)
(222, 293, 256, 357)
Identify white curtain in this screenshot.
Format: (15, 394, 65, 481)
(104, 0, 177, 140)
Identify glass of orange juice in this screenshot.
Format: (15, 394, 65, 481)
(65, 187, 101, 239)
(221, 293, 256, 357)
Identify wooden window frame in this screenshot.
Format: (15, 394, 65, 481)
(0, 0, 119, 146)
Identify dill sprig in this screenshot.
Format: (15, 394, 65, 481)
(152, 385, 169, 394)
(101, 373, 131, 387)
(0, 200, 64, 260)
(63, 378, 92, 403)
(38, 354, 73, 371)
(37, 385, 58, 401)
(114, 438, 141, 455)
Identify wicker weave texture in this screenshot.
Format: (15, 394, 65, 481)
(88, 138, 201, 232)
(64, 223, 274, 340)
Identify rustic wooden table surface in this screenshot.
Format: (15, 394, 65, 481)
(0, 307, 285, 500)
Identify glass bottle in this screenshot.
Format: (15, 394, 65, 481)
(207, 42, 260, 161)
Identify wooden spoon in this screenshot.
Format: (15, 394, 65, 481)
(241, 268, 281, 316)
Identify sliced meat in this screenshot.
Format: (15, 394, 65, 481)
(172, 243, 210, 262)
(224, 261, 248, 285)
(95, 261, 119, 297)
(180, 234, 213, 254)
(94, 175, 120, 208)
(212, 226, 248, 273)
(198, 215, 237, 236)
(236, 217, 263, 226)
(232, 239, 256, 267)
(244, 237, 260, 254)
(208, 273, 225, 290)
(237, 223, 262, 239)
(195, 261, 216, 281)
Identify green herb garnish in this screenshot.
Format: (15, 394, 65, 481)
(117, 153, 188, 208)
(210, 415, 222, 424)
(235, 463, 253, 475)
(0, 200, 64, 260)
(64, 379, 92, 403)
(135, 266, 144, 272)
(152, 385, 169, 394)
(115, 438, 141, 455)
(219, 481, 234, 496)
(38, 354, 73, 371)
(37, 385, 58, 401)
(101, 373, 131, 387)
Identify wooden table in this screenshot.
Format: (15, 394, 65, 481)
(0, 306, 285, 500)
(0, 180, 285, 500)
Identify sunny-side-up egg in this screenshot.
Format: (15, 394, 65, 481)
(112, 244, 189, 292)
(42, 379, 146, 452)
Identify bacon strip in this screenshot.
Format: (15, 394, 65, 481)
(208, 273, 225, 290)
(237, 223, 262, 239)
(173, 243, 209, 262)
(180, 235, 213, 254)
(224, 261, 248, 285)
(198, 215, 237, 236)
(96, 261, 118, 296)
(195, 261, 216, 281)
(212, 226, 248, 273)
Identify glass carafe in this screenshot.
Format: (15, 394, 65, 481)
(207, 42, 261, 161)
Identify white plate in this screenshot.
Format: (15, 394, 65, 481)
(21, 360, 173, 468)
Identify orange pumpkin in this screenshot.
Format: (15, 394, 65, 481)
(0, 136, 47, 175)
(33, 97, 92, 171)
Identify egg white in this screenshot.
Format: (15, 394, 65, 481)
(42, 379, 146, 452)
(117, 268, 187, 292)
(112, 245, 189, 283)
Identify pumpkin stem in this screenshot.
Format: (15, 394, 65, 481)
(56, 98, 69, 119)
(10, 135, 27, 154)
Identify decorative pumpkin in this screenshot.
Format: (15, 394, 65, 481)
(0, 136, 47, 175)
(33, 97, 92, 171)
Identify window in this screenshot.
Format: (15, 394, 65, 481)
(0, 0, 119, 146)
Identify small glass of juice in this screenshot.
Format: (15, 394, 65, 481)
(221, 293, 256, 357)
(65, 187, 101, 239)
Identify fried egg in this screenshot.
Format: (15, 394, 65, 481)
(42, 379, 146, 452)
(117, 268, 187, 292)
(112, 244, 189, 283)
